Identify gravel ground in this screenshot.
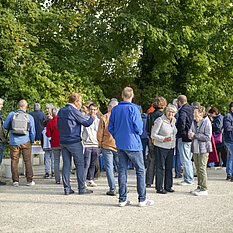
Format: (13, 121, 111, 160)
(0, 166, 233, 233)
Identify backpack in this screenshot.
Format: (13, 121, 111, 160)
(11, 111, 30, 136)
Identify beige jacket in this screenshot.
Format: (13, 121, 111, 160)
(97, 112, 117, 152)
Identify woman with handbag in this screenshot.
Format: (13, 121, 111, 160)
(151, 104, 177, 194)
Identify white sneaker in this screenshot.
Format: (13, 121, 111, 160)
(190, 188, 201, 194)
(13, 182, 19, 187)
(26, 181, 35, 186)
(87, 180, 97, 187)
(194, 190, 208, 196)
(138, 199, 154, 207)
(119, 200, 133, 207)
(177, 181, 194, 186)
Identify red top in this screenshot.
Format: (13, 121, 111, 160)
(146, 106, 155, 115)
(46, 116, 60, 147)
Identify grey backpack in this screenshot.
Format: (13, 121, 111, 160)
(11, 111, 30, 136)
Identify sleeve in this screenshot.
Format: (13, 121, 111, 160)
(223, 114, 233, 132)
(3, 112, 14, 131)
(194, 120, 212, 142)
(131, 107, 143, 135)
(108, 111, 115, 138)
(151, 117, 165, 142)
(29, 115, 36, 144)
(72, 110, 94, 127)
(212, 116, 223, 134)
(97, 116, 104, 149)
(177, 110, 187, 138)
(46, 121, 52, 138)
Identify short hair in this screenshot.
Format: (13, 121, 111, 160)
(84, 100, 94, 108)
(208, 107, 219, 115)
(172, 99, 178, 108)
(52, 107, 60, 117)
(108, 100, 118, 108)
(229, 102, 233, 110)
(34, 103, 41, 111)
(89, 103, 98, 109)
(45, 104, 54, 111)
(177, 95, 187, 105)
(0, 98, 4, 105)
(166, 104, 177, 113)
(152, 96, 167, 110)
(191, 101, 200, 108)
(69, 93, 82, 103)
(122, 87, 133, 99)
(195, 106, 206, 114)
(18, 99, 27, 108)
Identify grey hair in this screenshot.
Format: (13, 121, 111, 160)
(109, 100, 118, 108)
(172, 99, 178, 108)
(166, 104, 178, 113)
(45, 104, 54, 111)
(0, 98, 4, 105)
(52, 107, 60, 117)
(34, 103, 41, 111)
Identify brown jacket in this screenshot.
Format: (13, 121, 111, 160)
(97, 112, 117, 152)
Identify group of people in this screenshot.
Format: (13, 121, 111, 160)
(0, 87, 232, 207)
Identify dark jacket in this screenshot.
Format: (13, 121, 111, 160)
(177, 103, 194, 142)
(140, 113, 148, 139)
(212, 114, 223, 135)
(146, 109, 164, 137)
(223, 111, 233, 143)
(29, 110, 46, 141)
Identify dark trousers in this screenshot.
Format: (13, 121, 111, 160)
(9, 141, 33, 183)
(154, 145, 174, 191)
(84, 147, 98, 180)
(146, 138, 156, 185)
(141, 138, 148, 168)
(216, 146, 227, 167)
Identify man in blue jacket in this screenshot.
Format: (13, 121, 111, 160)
(57, 93, 94, 195)
(108, 87, 154, 207)
(4, 99, 35, 187)
(223, 102, 233, 182)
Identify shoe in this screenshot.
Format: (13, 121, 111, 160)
(87, 180, 97, 187)
(190, 188, 201, 194)
(56, 181, 61, 184)
(175, 174, 182, 179)
(119, 200, 133, 207)
(26, 181, 35, 186)
(0, 181, 6, 185)
(193, 190, 208, 196)
(146, 184, 152, 188)
(177, 181, 193, 186)
(64, 189, 75, 195)
(13, 181, 19, 187)
(194, 174, 197, 177)
(165, 188, 175, 193)
(44, 173, 49, 179)
(226, 176, 231, 180)
(156, 189, 167, 194)
(79, 189, 93, 195)
(106, 190, 116, 196)
(231, 177, 233, 182)
(51, 172, 55, 178)
(138, 199, 154, 207)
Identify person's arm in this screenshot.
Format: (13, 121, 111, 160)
(212, 116, 223, 133)
(194, 120, 212, 142)
(3, 112, 14, 131)
(223, 114, 233, 132)
(151, 117, 165, 142)
(97, 116, 105, 150)
(46, 121, 52, 138)
(72, 109, 94, 127)
(146, 114, 151, 137)
(29, 115, 35, 144)
(131, 107, 143, 135)
(108, 111, 115, 138)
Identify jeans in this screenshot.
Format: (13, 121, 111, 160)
(102, 147, 119, 191)
(84, 147, 98, 181)
(44, 150, 54, 174)
(52, 147, 61, 182)
(178, 138, 194, 184)
(141, 138, 148, 168)
(225, 142, 233, 177)
(174, 140, 181, 176)
(118, 149, 146, 203)
(0, 142, 5, 165)
(61, 142, 85, 193)
(146, 138, 156, 185)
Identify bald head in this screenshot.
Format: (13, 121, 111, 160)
(177, 95, 187, 107)
(18, 99, 28, 110)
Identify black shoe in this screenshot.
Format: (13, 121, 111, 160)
(175, 174, 182, 178)
(64, 189, 75, 195)
(156, 189, 167, 194)
(194, 174, 197, 177)
(51, 172, 55, 178)
(44, 173, 49, 179)
(0, 181, 6, 185)
(226, 176, 231, 180)
(79, 189, 93, 195)
(146, 184, 152, 188)
(165, 188, 175, 193)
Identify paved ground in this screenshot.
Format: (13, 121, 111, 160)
(0, 161, 233, 233)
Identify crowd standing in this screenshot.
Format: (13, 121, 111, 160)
(0, 87, 233, 207)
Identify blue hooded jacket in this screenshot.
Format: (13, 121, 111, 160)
(223, 111, 233, 143)
(108, 101, 143, 151)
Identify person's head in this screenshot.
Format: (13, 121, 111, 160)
(152, 96, 167, 110)
(229, 102, 233, 112)
(122, 87, 134, 101)
(194, 106, 205, 122)
(45, 104, 54, 115)
(208, 107, 219, 118)
(34, 103, 41, 111)
(165, 104, 177, 121)
(177, 95, 187, 108)
(18, 99, 28, 110)
(191, 101, 201, 108)
(108, 100, 118, 113)
(89, 103, 98, 115)
(69, 93, 82, 110)
(0, 98, 4, 110)
(172, 98, 178, 109)
(51, 107, 60, 117)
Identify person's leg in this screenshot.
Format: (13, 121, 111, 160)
(50, 150, 54, 174)
(44, 151, 50, 174)
(83, 147, 92, 181)
(9, 145, 20, 182)
(197, 153, 209, 191)
(102, 148, 116, 191)
(146, 138, 155, 185)
(141, 138, 148, 168)
(21, 141, 33, 183)
(87, 147, 98, 181)
(193, 153, 200, 189)
(164, 148, 174, 190)
(118, 150, 129, 203)
(221, 146, 227, 167)
(0, 142, 5, 166)
(175, 141, 181, 176)
(154, 146, 165, 191)
(178, 138, 194, 184)
(52, 148, 61, 182)
(225, 143, 233, 177)
(126, 150, 146, 203)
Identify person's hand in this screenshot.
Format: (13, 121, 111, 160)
(188, 132, 195, 138)
(163, 137, 173, 142)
